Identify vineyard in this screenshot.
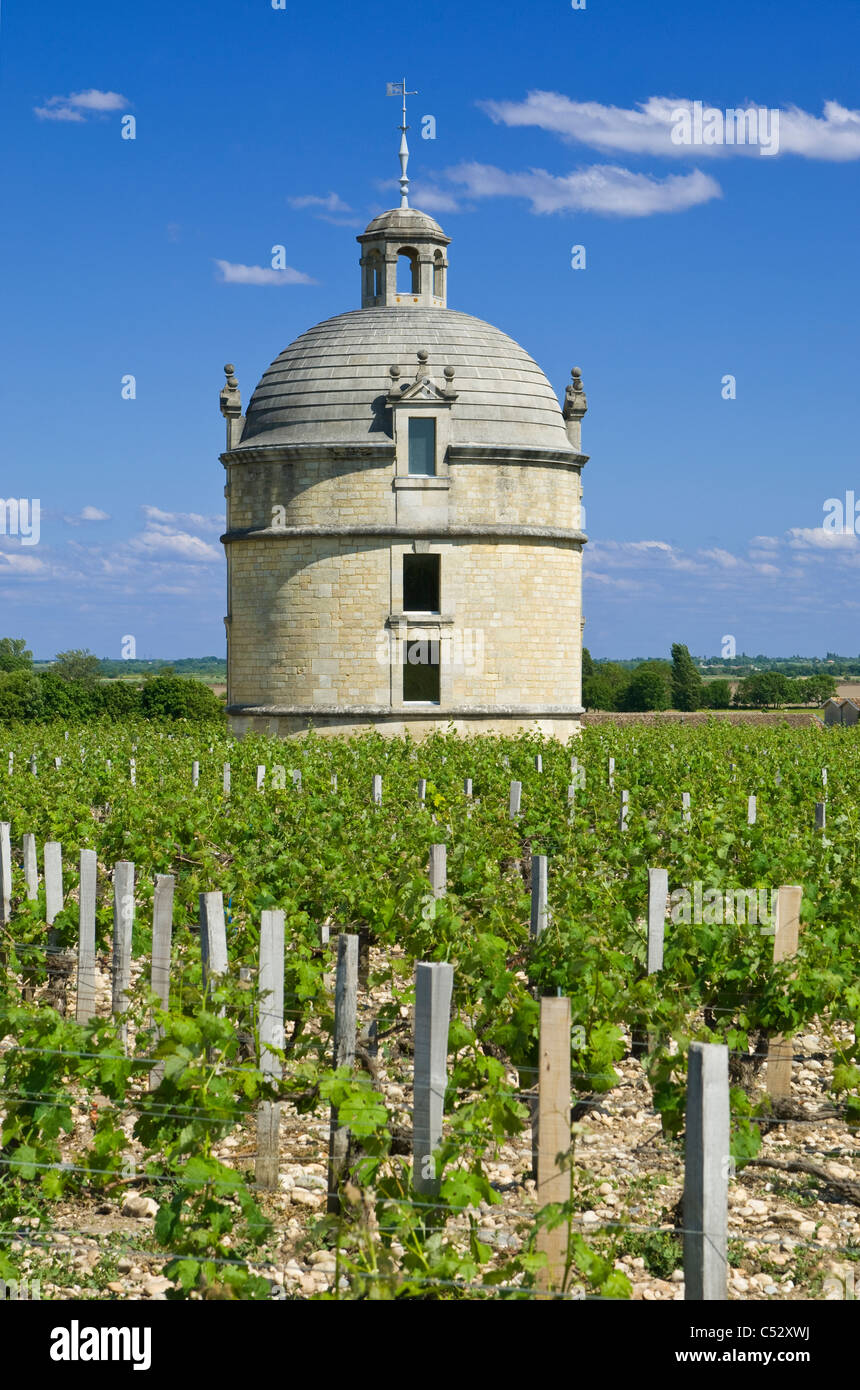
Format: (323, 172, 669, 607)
(1, 719, 859, 1302)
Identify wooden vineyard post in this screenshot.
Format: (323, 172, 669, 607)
(530, 854, 548, 940)
(534, 754, 543, 773)
(413, 961, 454, 1197)
(44, 842, 64, 928)
(766, 885, 803, 1100)
(619, 789, 629, 832)
(149, 874, 174, 1087)
(0, 822, 11, 925)
(256, 765, 265, 791)
(22, 834, 37, 901)
(429, 843, 446, 898)
(222, 763, 231, 796)
(372, 774, 382, 806)
(256, 908, 285, 1191)
(463, 777, 472, 798)
(815, 802, 826, 832)
(632, 868, 669, 1056)
(684, 1041, 729, 1301)
(192, 760, 200, 788)
(76, 850, 98, 1025)
(747, 794, 757, 826)
(331, 773, 338, 793)
(199, 891, 228, 1005)
(647, 867, 669, 975)
(508, 780, 522, 819)
(608, 756, 615, 791)
(112, 861, 135, 1047)
(682, 791, 691, 826)
(536, 995, 572, 1296)
(129, 758, 136, 787)
(327, 932, 359, 1214)
(417, 778, 427, 803)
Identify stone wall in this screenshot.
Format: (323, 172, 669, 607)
(224, 452, 584, 735)
(225, 453, 581, 532)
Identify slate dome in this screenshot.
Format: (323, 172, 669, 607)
(238, 306, 576, 455)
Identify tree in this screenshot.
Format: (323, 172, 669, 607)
(671, 644, 704, 711)
(596, 662, 632, 706)
(582, 675, 616, 710)
(139, 674, 224, 721)
(702, 679, 732, 709)
(98, 682, 142, 719)
(0, 670, 44, 721)
(800, 674, 839, 705)
(581, 647, 594, 679)
(736, 672, 792, 708)
(0, 638, 33, 673)
(620, 660, 672, 711)
(38, 672, 98, 719)
(52, 649, 101, 686)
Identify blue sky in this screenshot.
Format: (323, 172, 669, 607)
(2, 0, 860, 660)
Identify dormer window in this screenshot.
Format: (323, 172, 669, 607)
(408, 416, 436, 475)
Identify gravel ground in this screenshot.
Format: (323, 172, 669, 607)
(4, 956, 858, 1301)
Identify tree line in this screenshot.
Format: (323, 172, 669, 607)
(582, 644, 839, 712)
(0, 640, 224, 722)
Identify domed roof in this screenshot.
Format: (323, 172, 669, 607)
(361, 207, 446, 238)
(237, 306, 574, 455)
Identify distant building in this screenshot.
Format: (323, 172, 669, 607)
(823, 697, 860, 726)
(218, 107, 588, 740)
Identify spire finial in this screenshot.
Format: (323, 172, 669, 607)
(387, 78, 418, 208)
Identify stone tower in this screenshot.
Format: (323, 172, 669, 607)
(219, 133, 589, 739)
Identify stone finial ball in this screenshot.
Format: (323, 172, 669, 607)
(417, 349, 429, 362)
(444, 365, 455, 379)
(572, 366, 582, 378)
(224, 364, 235, 375)
(389, 364, 400, 377)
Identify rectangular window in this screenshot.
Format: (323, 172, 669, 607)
(408, 416, 436, 475)
(403, 553, 440, 612)
(403, 637, 440, 703)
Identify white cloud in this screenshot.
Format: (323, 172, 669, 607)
(35, 89, 128, 122)
(480, 92, 860, 161)
(289, 192, 352, 212)
(34, 105, 86, 123)
(408, 184, 464, 214)
(443, 161, 720, 217)
(0, 553, 47, 574)
(64, 505, 110, 525)
(129, 524, 221, 563)
(141, 505, 221, 530)
(214, 259, 317, 286)
(787, 526, 859, 549)
(288, 192, 360, 227)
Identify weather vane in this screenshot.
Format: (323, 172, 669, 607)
(386, 78, 418, 208)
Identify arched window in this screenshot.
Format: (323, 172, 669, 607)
(397, 248, 420, 295)
(433, 251, 444, 297)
